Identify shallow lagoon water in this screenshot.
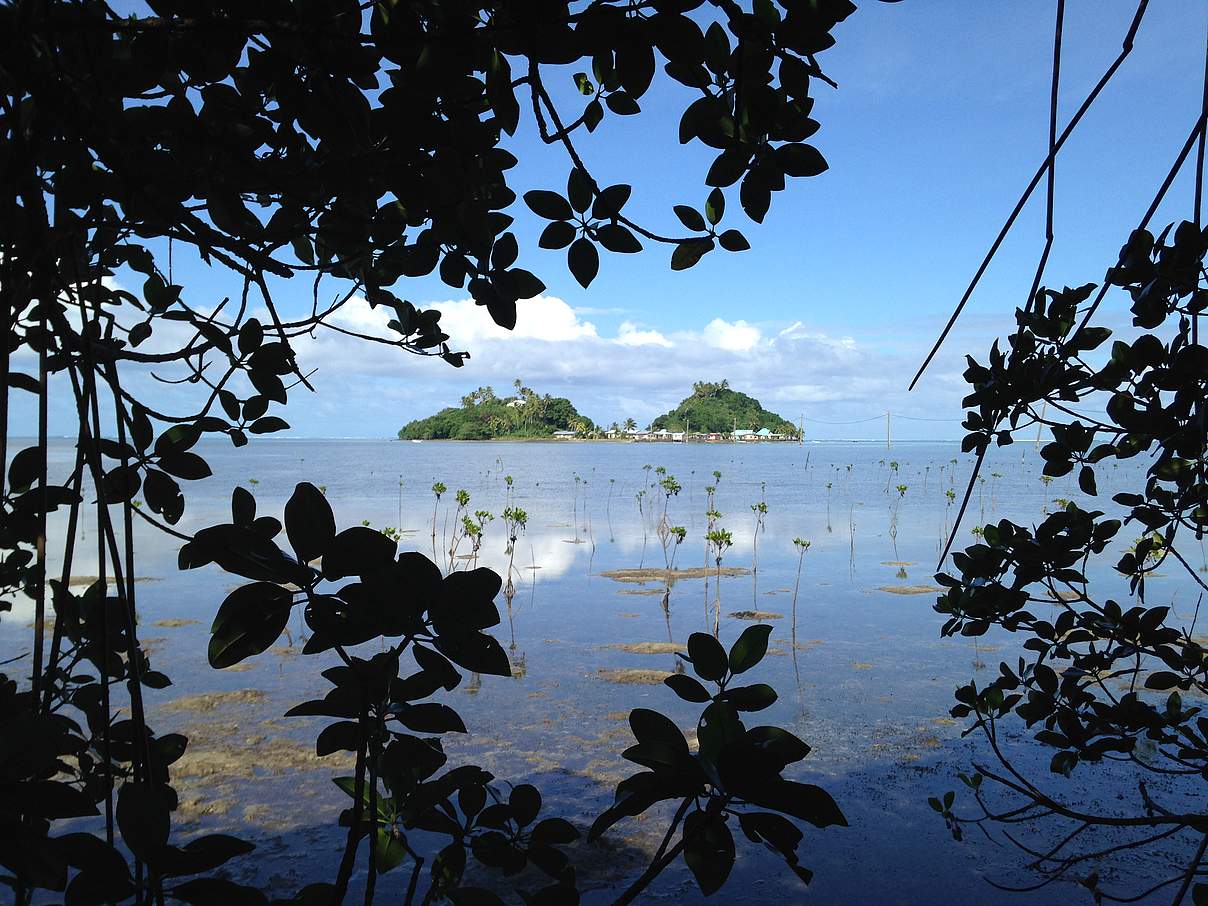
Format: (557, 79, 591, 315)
(5, 438, 1205, 903)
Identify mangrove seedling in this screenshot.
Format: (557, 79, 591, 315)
(706, 527, 734, 637)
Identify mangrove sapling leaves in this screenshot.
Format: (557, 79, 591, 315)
(531, 817, 580, 846)
(728, 624, 773, 674)
(439, 568, 504, 631)
(687, 631, 728, 681)
(230, 486, 256, 527)
(567, 237, 599, 289)
(749, 780, 848, 828)
(101, 465, 142, 503)
(376, 829, 410, 874)
(398, 703, 468, 735)
(284, 481, 336, 563)
(718, 229, 751, 252)
(62, 839, 136, 902)
(4, 2, 863, 898)
(413, 643, 461, 691)
(698, 701, 744, 765)
(683, 809, 736, 896)
(737, 812, 812, 884)
(305, 593, 381, 648)
(157, 835, 256, 878)
(116, 782, 172, 861)
(509, 783, 542, 827)
(316, 721, 362, 757)
(539, 220, 577, 249)
(7, 446, 43, 493)
(158, 451, 213, 482)
(321, 526, 398, 580)
(524, 190, 573, 221)
(746, 726, 812, 771)
(249, 416, 290, 435)
(718, 683, 777, 712)
(448, 889, 507, 906)
(170, 876, 269, 905)
(182, 525, 299, 583)
(11, 780, 99, 820)
(592, 183, 632, 219)
(207, 582, 293, 669)
(665, 673, 712, 703)
(434, 630, 512, 677)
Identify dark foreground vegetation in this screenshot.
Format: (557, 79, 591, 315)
(1, 0, 1206, 904)
(0, 0, 858, 902)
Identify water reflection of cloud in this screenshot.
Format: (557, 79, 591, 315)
(415, 528, 587, 583)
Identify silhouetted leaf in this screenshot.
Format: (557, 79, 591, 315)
(665, 673, 711, 703)
(718, 229, 750, 252)
(674, 205, 706, 231)
(568, 238, 599, 288)
(671, 239, 713, 271)
(208, 582, 292, 669)
(285, 482, 336, 564)
(776, 143, 828, 177)
(322, 526, 397, 580)
(687, 632, 727, 681)
(539, 221, 577, 250)
(728, 624, 772, 674)
(116, 782, 171, 859)
(524, 191, 573, 221)
(683, 810, 734, 896)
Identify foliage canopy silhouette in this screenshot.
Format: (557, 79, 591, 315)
(0, 0, 867, 902)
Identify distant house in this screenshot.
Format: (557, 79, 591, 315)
(505, 399, 525, 409)
(552, 430, 576, 439)
(756, 427, 773, 439)
(733, 429, 756, 441)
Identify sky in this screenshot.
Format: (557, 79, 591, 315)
(17, 1, 1208, 440)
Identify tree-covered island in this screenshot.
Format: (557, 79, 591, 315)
(398, 379, 799, 440)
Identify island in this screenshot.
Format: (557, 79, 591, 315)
(398, 381, 596, 440)
(647, 380, 799, 441)
(398, 379, 800, 442)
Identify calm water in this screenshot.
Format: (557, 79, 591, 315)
(4, 438, 1202, 903)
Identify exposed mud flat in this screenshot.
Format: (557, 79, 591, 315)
(878, 585, 943, 596)
(69, 575, 159, 586)
(607, 642, 682, 654)
(728, 610, 782, 620)
(600, 566, 751, 584)
(154, 618, 200, 628)
(161, 689, 266, 713)
(781, 638, 824, 651)
(617, 588, 662, 596)
(596, 668, 668, 685)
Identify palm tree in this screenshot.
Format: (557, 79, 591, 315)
(624, 417, 637, 432)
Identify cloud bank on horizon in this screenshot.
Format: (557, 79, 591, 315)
(288, 294, 970, 438)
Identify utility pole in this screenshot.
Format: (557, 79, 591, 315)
(886, 410, 892, 450)
(798, 414, 804, 444)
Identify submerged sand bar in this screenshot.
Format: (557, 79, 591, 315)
(600, 566, 751, 583)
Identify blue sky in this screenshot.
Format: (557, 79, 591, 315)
(19, 1, 1208, 439)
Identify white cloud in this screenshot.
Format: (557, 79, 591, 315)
(701, 318, 761, 352)
(616, 321, 673, 347)
(19, 287, 969, 439)
(280, 294, 965, 434)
